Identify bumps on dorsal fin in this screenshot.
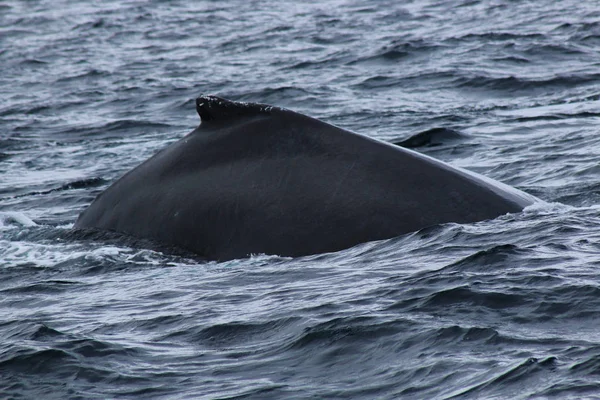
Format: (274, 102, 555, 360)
(195, 95, 277, 122)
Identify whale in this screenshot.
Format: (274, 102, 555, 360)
(75, 95, 537, 261)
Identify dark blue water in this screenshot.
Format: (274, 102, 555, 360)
(2, 0, 600, 398)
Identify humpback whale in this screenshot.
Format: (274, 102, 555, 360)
(75, 96, 537, 261)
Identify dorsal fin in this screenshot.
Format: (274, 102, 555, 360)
(195, 95, 278, 122)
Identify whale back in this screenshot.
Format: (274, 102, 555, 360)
(75, 96, 536, 260)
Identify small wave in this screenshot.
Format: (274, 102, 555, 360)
(0, 341, 146, 397)
(72, 120, 174, 138)
(528, 285, 600, 321)
(0, 280, 81, 295)
(285, 52, 354, 70)
(354, 70, 456, 90)
(287, 317, 405, 350)
(570, 353, 600, 375)
(454, 73, 600, 92)
(448, 357, 557, 398)
(350, 39, 441, 64)
(72, 18, 109, 31)
(29, 324, 68, 341)
(392, 127, 468, 148)
(522, 43, 589, 56)
(0, 177, 106, 201)
(491, 55, 530, 64)
(0, 28, 34, 37)
(442, 244, 532, 272)
(509, 111, 600, 122)
(578, 34, 600, 46)
(537, 382, 600, 398)
(0, 348, 76, 375)
(56, 338, 140, 358)
(193, 317, 301, 347)
(353, 75, 405, 90)
(55, 68, 111, 84)
(452, 32, 545, 42)
(421, 285, 526, 310)
(427, 325, 501, 346)
(20, 58, 49, 66)
(96, 314, 188, 337)
(552, 21, 600, 34)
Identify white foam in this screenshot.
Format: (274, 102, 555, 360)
(0, 212, 38, 229)
(522, 201, 576, 215)
(0, 238, 199, 269)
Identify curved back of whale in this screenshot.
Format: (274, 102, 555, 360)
(75, 96, 536, 261)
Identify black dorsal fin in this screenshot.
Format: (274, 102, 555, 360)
(195, 95, 278, 122)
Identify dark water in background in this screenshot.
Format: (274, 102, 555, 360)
(2, 0, 600, 398)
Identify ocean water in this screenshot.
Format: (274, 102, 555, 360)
(2, 0, 600, 398)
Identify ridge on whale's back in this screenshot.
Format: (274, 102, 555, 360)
(195, 95, 282, 122)
(74, 95, 538, 261)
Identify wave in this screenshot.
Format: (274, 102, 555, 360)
(454, 73, 600, 91)
(393, 127, 468, 148)
(350, 39, 442, 64)
(0, 178, 106, 201)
